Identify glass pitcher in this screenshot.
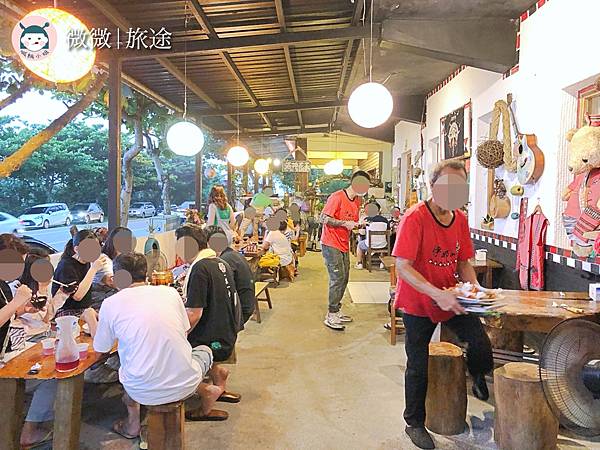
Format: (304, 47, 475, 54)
(55, 316, 80, 372)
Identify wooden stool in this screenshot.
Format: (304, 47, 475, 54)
(253, 281, 272, 323)
(147, 399, 186, 450)
(425, 342, 467, 435)
(494, 362, 558, 450)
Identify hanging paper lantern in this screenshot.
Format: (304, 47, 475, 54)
(227, 146, 249, 167)
(166, 121, 205, 156)
(11, 8, 96, 83)
(324, 159, 344, 175)
(348, 82, 394, 128)
(273, 158, 281, 167)
(254, 158, 269, 175)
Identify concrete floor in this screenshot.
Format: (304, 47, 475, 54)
(55, 251, 600, 449)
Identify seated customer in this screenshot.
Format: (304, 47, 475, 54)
(87, 253, 229, 437)
(206, 226, 256, 325)
(182, 225, 241, 420)
(356, 202, 389, 270)
(263, 221, 295, 281)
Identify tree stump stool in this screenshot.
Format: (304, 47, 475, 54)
(494, 362, 558, 450)
(147, 399, 186, 450)
(425, 342, 467, 435)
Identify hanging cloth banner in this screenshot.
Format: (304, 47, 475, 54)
(489, 100, 517, 172)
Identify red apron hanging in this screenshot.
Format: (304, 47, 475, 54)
(517, 208, 548, 290)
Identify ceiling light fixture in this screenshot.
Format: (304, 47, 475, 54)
(167, 3, 204, 156)
(347, 0, 393, 128)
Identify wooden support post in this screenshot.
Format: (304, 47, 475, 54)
(108, 55, 122, 230)
(53, 374, 85, 450)
(425, 342, 467, 435)
(494, 362, 558, 450)
(252, 170, 259, 194)
(0, 379, 25, 450)
(295, 137, 308, 193)
(195, 151, 203, 214)
(243, 164, 249, 195)
(227, 162, 234, 203)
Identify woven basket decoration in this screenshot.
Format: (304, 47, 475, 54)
(476, 140, 504, 169)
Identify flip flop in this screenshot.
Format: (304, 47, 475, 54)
(185, 408, 229, 421)
(217, 391, 241, 403)
(112, 419, 139, 439)
(21, 431, 52, 449)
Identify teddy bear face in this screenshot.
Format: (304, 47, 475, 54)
(567, 126, 600, 174)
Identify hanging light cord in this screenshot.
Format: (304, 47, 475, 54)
(183, 2, 189, 120)
(236, 82, 240, 146)
(361, 0, 367, 79)
(369, 0, 373, 83)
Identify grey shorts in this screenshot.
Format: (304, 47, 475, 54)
(192, 345, 213, 377)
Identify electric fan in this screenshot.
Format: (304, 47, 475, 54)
(539, 318, 600, 436)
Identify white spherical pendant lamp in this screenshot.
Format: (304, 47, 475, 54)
(227, 145, 249, 167)
(167, 121, 205, 156)
(273, 158, 281, 167)
(348, 82, 394, 128)
(254, 158, 269, 175)
(324, 159, 343, 176)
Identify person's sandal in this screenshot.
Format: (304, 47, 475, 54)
(185, 408, 229, 421)
(112, 419, 139, 439)
(21, 431, 53, 449)
(217, 391, 241, 403)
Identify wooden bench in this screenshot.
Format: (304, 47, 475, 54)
(253, 281, 272, 323)
(382, 256, 404, 345)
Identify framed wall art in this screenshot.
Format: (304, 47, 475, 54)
(440, 102, 472, 160)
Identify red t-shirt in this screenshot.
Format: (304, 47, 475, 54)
(392, 202, 474, 323)
(320, 189, 361, 253)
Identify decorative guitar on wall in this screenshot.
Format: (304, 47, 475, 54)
(508, 97, 545, 184)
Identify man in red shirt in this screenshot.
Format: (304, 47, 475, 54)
(320, 170, 370, 330)
(393, 160, 492, 449)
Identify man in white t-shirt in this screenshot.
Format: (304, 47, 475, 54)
(263, 220, 295, 280)
(86, 253, 230, 438)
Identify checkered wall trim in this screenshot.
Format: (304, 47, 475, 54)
(503, 0, 550, 79)
(426, 65, 467, 99)
(470, 228, 600, 275)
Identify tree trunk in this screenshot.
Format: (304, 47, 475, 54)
(120, 114, 144, 226)
(0, 71, 108, 178)
(0, 80, 32, 111)
(145, 134, 171, 215)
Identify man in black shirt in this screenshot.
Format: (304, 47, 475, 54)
(207, 226, 255, 325)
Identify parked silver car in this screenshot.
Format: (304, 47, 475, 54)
(71, 203, 105, 224)
(19, 203, 72, 229)
(128, 202, 156, 218)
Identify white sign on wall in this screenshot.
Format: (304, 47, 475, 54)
(282, 160, 311, 173)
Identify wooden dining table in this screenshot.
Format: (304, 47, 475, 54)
(0, 335, 108, 450)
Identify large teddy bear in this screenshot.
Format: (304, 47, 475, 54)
(562, 117, 600, 257)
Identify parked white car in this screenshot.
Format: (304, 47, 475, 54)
(128, 202, 156, 218)
(19, 203, 72, 229)
(0, 212, 24, 234)
(178, 201, 196, 211)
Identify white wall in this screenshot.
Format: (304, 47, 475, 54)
(393, 121, 421, 205)
(393, 0, 600, 248)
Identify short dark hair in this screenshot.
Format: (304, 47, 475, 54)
(351, 170, 371, 182)
(113, 253, 147, 283)
(206, 225, 229, 244)
(175, 224, 208, 250)
(367, 201, 381, 211)
(0, 233, 28, 255)
(429, 160, 468, 185)
(279, 220, 288, 232)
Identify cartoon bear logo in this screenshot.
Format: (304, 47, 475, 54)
(19, 22, 50, 53)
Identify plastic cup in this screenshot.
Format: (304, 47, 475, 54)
(41, 338, 55, 356)
(77, 342, 89, 360)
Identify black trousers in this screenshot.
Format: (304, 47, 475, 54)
(403, 313, 493, 427)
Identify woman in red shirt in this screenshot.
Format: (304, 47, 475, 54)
(393, 160, 493, 449)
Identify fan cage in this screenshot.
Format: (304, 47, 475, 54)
(539, 318, 600, 437)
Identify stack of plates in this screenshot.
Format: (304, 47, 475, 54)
(456, 295, 504, 315)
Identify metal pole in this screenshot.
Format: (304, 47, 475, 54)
(108, 55, 122, 230)
(195, 151, 203, 214)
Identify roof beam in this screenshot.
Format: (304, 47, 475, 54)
(112, 26, 379, 60)
(188, 0, 272, 130)
(87, 0, 239, 129)
(197, 100, 344, 117)
(216, 124, 333, 136)
(332, 0, 364, 126)
(381, 18, 517, 73)
(274, 0, 302, 127)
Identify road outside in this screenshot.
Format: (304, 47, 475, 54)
(25, 217, 162, 251)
